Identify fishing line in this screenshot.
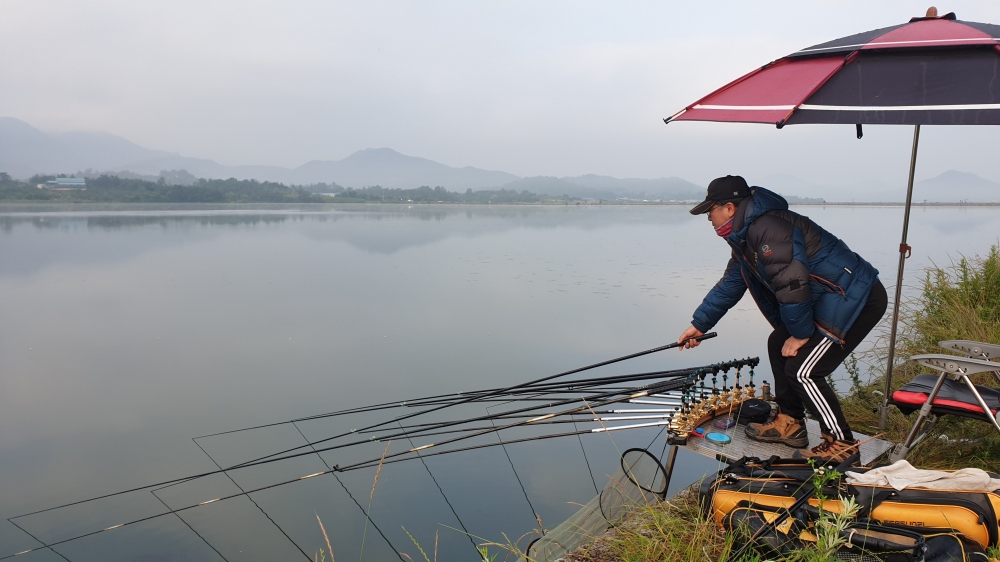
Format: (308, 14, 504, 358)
(658, 427, 671, 466)
(8, 382, 651, 523)
(11, 357, 730, 526)
(573, 418, 600, 496)
(191, 440, 313, 561)
(150, 489, 230, 562)
(487, 403, 540, 531)
(290, 422, 405, 562)
(7, 386, 726, 562)
(395, 421, 479, 555)
(8, 358, 760, 559)
(0, 428, 601, 560)
(6, 519, 71, 562)
(12, 353, 751, 559)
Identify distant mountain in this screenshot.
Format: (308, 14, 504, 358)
(0, 118, 518, 189)
(759, 171, 1000, 203)
(914, 170, 1000, 202)
(294, 148, 519, 189)
(757, 174, 895, 203)
(0, 117, 176, 178)
(497, 174, 703, 200)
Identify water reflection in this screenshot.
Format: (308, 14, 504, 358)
(0, 204, 997, 561)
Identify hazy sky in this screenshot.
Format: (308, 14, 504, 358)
(3, 1, 1000, 185)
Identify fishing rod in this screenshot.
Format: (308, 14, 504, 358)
(11, 338, 722, 525)
(347, 393, 686, 440)
(297, 371, 703, 477)
(144, 370, 700, 504)
(324, 359, 752, 458)
(254, 354, 755, 474)
(194, 365, 708, 440)
(212, 334, 716, 472)
(3, 372, 707, 560)
(354, 398, 686, 433)
(312, 406, 688, 445)
(220, 371, 701, 471)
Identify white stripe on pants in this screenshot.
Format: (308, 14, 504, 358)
(795, 339, 844, 440)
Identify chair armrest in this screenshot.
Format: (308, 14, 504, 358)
(910, 354, 1000, 375)
(939, 340, 1000, 360)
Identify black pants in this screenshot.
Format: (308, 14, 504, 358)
(768, 279, 888, 442)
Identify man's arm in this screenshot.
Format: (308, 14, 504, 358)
(689, 255, 747, 334)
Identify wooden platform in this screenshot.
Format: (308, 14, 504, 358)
(683, 417, 892, 466)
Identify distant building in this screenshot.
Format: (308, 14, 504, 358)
(38, 178, 87, 190)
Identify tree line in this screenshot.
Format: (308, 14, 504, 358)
(0, 173, 330, 203)
(0, 173, 569, 204)
(331, 185, 569, 203)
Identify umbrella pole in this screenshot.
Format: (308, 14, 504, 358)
(878, 124, 921, 431)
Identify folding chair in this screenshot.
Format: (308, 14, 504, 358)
(887, 340, 1000, 462)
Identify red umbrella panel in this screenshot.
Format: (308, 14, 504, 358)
(665, 13, 1000, 127)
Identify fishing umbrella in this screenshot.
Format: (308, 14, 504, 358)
(662, 7, 1000, 429)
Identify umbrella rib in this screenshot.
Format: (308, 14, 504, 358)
(796, 36, 1000, 55)
(799, 103, 1000, 111)
(693, 104, 796, 111)
(776, 50, 858, 128)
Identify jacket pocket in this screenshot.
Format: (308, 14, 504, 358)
(810, 274, 846, 297)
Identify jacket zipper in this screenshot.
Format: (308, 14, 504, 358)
(814, 323, 845, 345)
(729, 242, 773, 293)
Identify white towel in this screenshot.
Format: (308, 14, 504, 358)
(845, 460, 1000, 492)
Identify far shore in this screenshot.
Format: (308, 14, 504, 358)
(1, 200, 999, 211)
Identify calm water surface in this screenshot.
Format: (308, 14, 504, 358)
(1, 204, 996, 561)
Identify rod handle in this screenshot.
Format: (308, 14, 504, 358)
(678, 331, 717, 348)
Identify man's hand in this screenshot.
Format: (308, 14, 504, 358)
(678, 326, 704, 350)
(782, 336, 810, 357)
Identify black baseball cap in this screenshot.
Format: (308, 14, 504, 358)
(689, 175, 751, 215)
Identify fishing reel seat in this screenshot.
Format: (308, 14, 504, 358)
(889, 341, 1000, 462)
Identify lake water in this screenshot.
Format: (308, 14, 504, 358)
(1, 203, 997, 561)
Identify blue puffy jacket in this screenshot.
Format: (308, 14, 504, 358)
(691, 187, 879, 344)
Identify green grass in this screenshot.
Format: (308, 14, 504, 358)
(566, 489, 733, 562)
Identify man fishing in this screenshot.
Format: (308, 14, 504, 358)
(677, 175, 887, 462)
